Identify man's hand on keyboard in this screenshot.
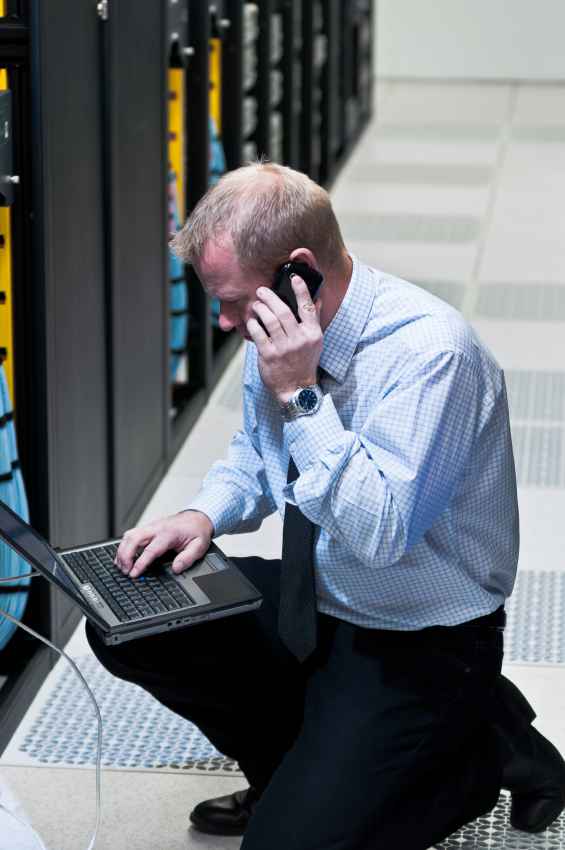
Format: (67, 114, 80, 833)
(114, 510, 214, 578)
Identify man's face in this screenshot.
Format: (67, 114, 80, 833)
(194, 240, 270, 342)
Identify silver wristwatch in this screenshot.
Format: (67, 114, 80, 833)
(280, 384, 323, 422)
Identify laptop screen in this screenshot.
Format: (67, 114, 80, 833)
(0, 500, 79, 597)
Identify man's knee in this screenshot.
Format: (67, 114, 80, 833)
(84, 620, 140, 682)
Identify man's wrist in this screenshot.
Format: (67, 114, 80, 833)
(277, 379, 319, 407)
(178, 508, 215, 537)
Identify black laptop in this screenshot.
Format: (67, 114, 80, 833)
(0, 501, 262, 645)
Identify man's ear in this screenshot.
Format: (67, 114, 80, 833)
(289, 247, 319, 270)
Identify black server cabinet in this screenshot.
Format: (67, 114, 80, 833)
(0, 0, 109, 751)
(101, 0, 170, 534)
(169, 1, 241, 459)
(320, 0, 341, 186)
(300, 1, 327, 182)
(282, 0, 302, 170)
(0, 0, 52, 756)
(222, 0, 244, 171)
(0, 0, 376, 754)
(255, 0, 273, 159)
(30, 0, 109, 617)
(339, 0, 374, 156)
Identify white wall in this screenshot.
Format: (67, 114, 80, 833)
(376, 0, 565, 81)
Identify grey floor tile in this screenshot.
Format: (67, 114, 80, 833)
(498, 143, 565, 188)
(476, 283, 565, 321)
(338, 213, 481, 243)
(371, 123, 502, 142)
(505, 370, 565, 421)
(6, 79, 565, 850)
(513, 84, 565, 125)
(512, 125, 565, 143)
(1, 765, 244, 850)
(380, 81, 512, 124)
(410, 280, 467, 311)
(349, 137, 500, 166)
(479, 231, 565, 283)
(345, 239, 478, 283)
(511, 423, 565, 487)
(137, 475, 208, 523)
(332, 184, 490, 218)
(470, 319, 565, 372)
(341, 163, 494, 187)
(517, 488, 565, 573)
(479, 190, 565, 282)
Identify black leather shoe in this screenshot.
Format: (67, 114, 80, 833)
(503, 725, 565, 832)
(189, 786, 259, 836)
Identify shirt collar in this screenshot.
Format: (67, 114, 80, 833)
(318, 253, 377, 384)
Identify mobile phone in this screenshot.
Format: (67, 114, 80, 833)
(271, 261, 324, 321)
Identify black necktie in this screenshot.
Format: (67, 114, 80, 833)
(278, 456, 317, 662)
(278, 368, 328, 662)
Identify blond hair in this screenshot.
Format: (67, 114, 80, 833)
(170, 161, 346, 277)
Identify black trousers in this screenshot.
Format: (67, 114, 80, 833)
(86, 556, 535, 850)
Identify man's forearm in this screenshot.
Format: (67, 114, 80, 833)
(184, 428, 278, 538)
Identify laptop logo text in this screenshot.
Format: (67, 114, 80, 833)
(81, 583, 103, 607)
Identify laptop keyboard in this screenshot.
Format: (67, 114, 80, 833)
(62, 544, 195, 623)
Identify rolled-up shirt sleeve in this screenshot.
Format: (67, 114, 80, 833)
(185, 345, 278, 537)
(284, 350, 486, 569)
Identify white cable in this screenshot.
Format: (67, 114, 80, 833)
(0, 593, 102, 850)
(0, 571, 39, 584)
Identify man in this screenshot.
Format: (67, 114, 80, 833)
(87, 163, 565, 849)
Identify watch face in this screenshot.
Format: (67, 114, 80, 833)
(298, 388, 319, 412)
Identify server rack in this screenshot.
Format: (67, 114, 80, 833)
(0, 0, 109, 750)
(0, 0, 375, 753)
(168, 0, 241, 462)
(221, 0, 245, 170)
(338, 0, 374, 159)
(281, 0, 302, 170)
(320, 0, 341, 185)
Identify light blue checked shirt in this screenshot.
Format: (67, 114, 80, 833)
(187, 254, 520, 629)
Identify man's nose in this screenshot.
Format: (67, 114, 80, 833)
(218, 309, 236, 332)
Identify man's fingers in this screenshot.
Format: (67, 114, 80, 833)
(129, 535, 177, 578)
(291, 276, 319, 324)
(116, 528, 154, 572)
(171, 536, 209, 574)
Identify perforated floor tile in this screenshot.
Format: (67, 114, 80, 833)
(476, 285, 565, 321)
(9, 653, 242, 774)
(512, 126, 565, 143)
(510, 424, 565, 488)
(412, 280, 467, 310)
(436, 792, 565, 848)
(339, 213, 480, 243)
(505, 371, 565, 421)
(505, 571, 565, 665)
(346, 164, 493, 186)
(373, 123, 501, 142)
(5, 570, 563, 773)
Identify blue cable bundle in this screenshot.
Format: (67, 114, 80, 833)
(168, 170, 189, 381)
(209, 115, 227, 186)
(209, 116, 227, 329)
(0, 365, 30, 651)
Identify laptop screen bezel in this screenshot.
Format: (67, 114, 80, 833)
(0, 502, 109, 631)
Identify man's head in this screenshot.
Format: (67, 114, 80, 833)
(170, 161, 350, 339)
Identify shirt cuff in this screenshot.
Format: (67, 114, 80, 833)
(282, 393, 347, 475)
(184, 487, 243, 539)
